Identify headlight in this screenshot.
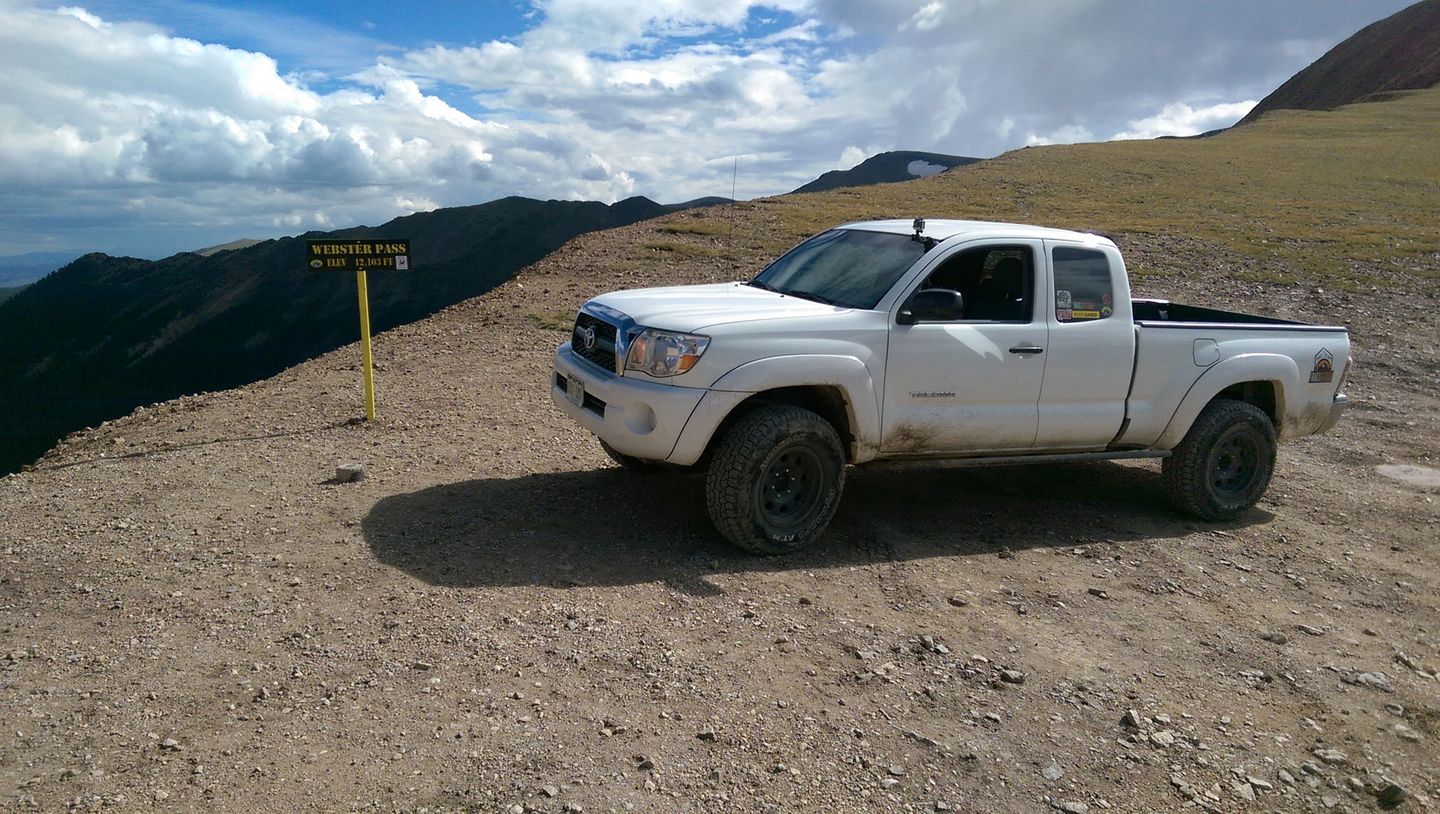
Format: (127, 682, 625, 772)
(624, 328, 709, 378)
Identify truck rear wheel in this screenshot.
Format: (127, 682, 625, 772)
(1162, 398, 1276, 521)
(705, 405, 845, 555)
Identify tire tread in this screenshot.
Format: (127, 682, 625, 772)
(1162, 398, 1276, 520)
(705, 405, 844, 555)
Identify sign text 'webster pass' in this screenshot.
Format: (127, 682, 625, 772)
(306, 239, 411, 271)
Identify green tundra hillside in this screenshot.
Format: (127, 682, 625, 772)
(654, 87, 1440, 292)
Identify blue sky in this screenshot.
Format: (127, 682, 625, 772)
(0, 0, 1416, 259)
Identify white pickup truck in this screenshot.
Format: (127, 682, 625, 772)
(551, 219, 1350, 554)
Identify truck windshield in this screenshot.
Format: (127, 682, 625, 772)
(749, 229, 926, 309)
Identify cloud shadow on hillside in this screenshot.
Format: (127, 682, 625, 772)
(362, 460, 1271, 595)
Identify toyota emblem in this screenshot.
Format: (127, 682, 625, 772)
(578, 325, 597, 350)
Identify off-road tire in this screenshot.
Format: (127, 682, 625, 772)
(600, 440, 664, 473)
(1162, 398, 1277, 521)
(705, 405, 846, 555)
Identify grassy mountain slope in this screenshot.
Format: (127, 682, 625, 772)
(0, 196, 671, 474)
(1239, 0, 1440, 125)
(675, 88, 1437, 290)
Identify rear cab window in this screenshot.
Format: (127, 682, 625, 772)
(1052, 246, 1115, 323)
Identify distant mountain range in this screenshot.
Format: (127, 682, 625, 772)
(0, 196, 680, 473)
(790, 151, 982, 194)
(0, 250, 82, 288)
(1239, 0, 1440, 125)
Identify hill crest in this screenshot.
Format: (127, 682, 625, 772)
(1239, 0, 1440, 124)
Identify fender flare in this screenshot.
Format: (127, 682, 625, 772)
(1153, 353, 1298, 450)
(707, 354, 882, 462)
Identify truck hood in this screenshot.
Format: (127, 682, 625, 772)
(592, 282, 848, 332)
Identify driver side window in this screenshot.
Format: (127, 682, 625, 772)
(916, 246, 1034, 322)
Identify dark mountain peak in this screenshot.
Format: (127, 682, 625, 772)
(608, 196, 665, 219)
(790, 150, 982, 195)
(1239, 0, 1440, 125)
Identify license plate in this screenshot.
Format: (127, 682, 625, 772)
(565, 374, 585, 407)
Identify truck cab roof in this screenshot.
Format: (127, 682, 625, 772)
(836, 219, 1117, 248)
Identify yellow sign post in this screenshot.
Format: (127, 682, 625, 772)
(306, 238, 411, 421)
(355, 268, 376, 420)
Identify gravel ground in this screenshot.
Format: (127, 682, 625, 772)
(1, 212, 1437, 813)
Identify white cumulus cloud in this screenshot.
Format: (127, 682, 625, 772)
(1111, 100, 1259, 140)
(0, 0, 1413, 257)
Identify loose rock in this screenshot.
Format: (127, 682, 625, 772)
(1314, 748, 1349, 766)
(1376, 782, 1409, 808)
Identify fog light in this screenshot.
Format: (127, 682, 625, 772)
(624, 403, 657, 435)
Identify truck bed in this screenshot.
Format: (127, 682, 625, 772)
(1131, 298, 1344, 331)
(1117, 299, 1349, 449)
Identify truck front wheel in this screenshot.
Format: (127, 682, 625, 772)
(1162, 398, 1277, 521)
(705, 405, 846, 555)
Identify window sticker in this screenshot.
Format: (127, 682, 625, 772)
(1052, 247, 1113, 324)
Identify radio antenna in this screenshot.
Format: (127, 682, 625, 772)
(728, 155, 739, 245)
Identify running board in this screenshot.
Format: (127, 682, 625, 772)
(865, 449, 1169, 472)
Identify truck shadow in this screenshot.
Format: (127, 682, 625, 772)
(362, 460, 1272, 595)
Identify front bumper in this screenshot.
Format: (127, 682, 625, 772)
(551, 343, 708, 462)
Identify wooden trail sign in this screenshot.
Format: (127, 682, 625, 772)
(306, 239, 412, 421)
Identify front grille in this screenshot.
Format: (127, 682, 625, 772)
(572, 312, 620, 373)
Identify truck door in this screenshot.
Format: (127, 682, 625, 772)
(1033, 241, 1135, 449)
(882, 241, 1047, 454)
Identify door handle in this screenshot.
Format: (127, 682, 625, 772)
(1008, 345, 1044, 355)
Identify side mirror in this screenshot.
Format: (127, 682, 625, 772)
(897, 289, 964, 324)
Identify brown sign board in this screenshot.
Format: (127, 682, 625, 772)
(306, 239, 411, 271)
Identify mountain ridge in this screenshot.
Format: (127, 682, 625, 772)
(1238, 0, 1440, 124)
(0, 195, 675, 474)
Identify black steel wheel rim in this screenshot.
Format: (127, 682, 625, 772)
(1208, 426, 1261, 498)
(758, 444, 824, 529)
